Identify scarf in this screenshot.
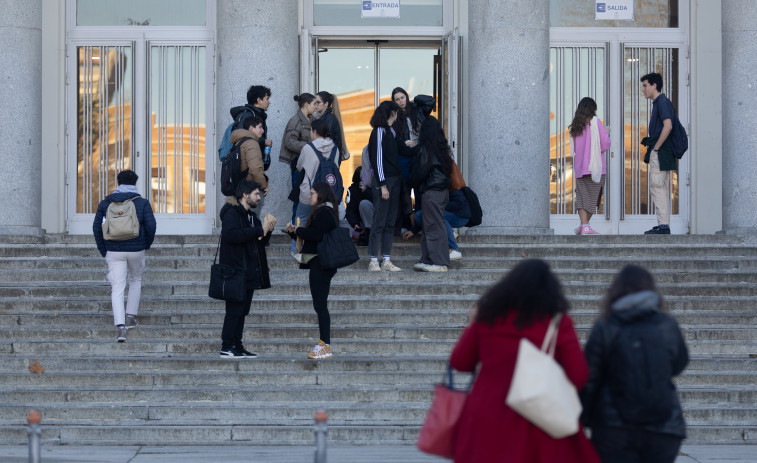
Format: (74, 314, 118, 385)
(588, 116, 603, 183)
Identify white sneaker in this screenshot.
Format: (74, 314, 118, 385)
(292, 252, 303, 263)
(413, 262, 430, 271)
(380, 260, 402, 272)
(368, 261, 382, 272)
(423, 264, 448, 272)
(449, 250, 462, 261)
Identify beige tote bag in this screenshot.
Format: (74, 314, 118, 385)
(505, 314, 582, 438)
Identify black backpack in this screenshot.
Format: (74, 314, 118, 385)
(310, 142, 344, 200)
(460, 186, 483, 227)
(220, 137, 251, 197)
(670, 115, 688, 160)
(607, 312, 675, 425)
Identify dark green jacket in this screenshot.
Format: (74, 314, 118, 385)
(642, 135, 677, 171)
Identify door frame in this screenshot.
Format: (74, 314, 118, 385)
(550, 26, 690, 234)
(64, 2, 216, 234)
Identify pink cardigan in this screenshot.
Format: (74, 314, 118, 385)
(572, 120, 611, 178)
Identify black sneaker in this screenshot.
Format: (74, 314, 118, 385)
(219, 347, 246, 358)
(236, 346, 258, 358)
(644, 225, 670, 235)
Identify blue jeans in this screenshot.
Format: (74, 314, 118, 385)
(290, 169, 299, 223)
(413, 210, 468, 251)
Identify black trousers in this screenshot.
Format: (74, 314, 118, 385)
(591, 427, 683, 463)
(308, 256, 336, 344)
(221, 286, 255, 350)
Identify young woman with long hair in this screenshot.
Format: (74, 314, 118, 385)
(280, 93, 316, 223)
(569, 97, 611, 235)
(314, 91, 349, 163)
(408, 116, 452, 271)
(367, 100, 402, 272)
(581, 265, 688, 463)
(284, 182, 340, 359)
(450, 259, 600, 462)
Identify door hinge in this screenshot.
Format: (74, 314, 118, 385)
(686, 172, 691, 187)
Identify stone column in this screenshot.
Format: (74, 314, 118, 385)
(0, 1, 43, 235)
(216, 0, 300, 224)
(722, 0, 757, 234)
(466, 0, 552, 234)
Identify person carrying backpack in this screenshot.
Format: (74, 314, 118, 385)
(290, 119, 342, 259)
(92, 170, 157, 343)
(581, 265, 689, 463)
(231, 116, 268, 195)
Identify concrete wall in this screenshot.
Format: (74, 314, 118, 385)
(690, 0, 723, 234)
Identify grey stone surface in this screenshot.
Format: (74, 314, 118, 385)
(0, 0, 42, 235)
(721, 0, 757, 234)
(0, 445, 754, 463)
(215, 0, 300, 227)
(467, 0, 551, 234)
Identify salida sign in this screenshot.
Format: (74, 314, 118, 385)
(595, 0, 634, 21)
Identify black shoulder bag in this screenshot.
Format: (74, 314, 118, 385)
(316, 216, 360, 270)
(208, 233, 247, 302)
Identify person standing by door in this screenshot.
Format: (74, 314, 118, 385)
(367, 100, 403, 272)
(231, 85, 273, 156)
(569, 97, 611, 235)
(92, 170, 156, 343)
(231, 116, 268, 196)
(640, 72, 677, 235)
(280, 93, 316, 225)
(218, 180, 275, 358)
(314, 91, 349, 164)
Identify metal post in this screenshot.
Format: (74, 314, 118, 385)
(313, 409, 328, 463)
(27, 410, 41, 463)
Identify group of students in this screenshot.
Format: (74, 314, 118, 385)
(449, 260, 688, 463)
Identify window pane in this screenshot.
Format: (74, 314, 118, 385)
(314, 0, 443, 27)
(149, 46, 207, 214)
(550, 0, 678, 28)
(77, 46, 133, 214)
(77, 0, 206, 26)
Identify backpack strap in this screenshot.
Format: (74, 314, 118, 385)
(328, 145, 339, 163)
(235, 136, 253, 148)
(308, 142, 326, 163)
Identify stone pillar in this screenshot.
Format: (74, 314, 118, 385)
(466, 0, 552, 234)
(722, 0, 757, 234)
(216, 0, 300, 224)
(0, 1, 43, 235)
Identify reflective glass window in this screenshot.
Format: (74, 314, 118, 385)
(313, 0, 443, 27)
(77, 0, 206, 26)
(550, 0, 679, 28)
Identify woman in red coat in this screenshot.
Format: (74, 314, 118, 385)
(450, 259, 600, 463)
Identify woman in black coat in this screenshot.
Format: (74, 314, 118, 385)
(408, 116, 452, 272)
(285, 181, 339, 359)
(581, 265, 689, 463)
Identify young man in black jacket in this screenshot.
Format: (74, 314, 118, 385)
(230, 85, 272, 156)
(218, 180, 276, 358)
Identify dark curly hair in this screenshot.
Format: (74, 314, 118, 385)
(601, 265, 663, 317)
(476, 259, 570, 328)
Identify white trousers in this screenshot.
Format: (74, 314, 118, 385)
(649, 152, 671, 226)
(105, 250, 146, 326)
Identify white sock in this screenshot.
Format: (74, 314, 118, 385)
(383, 256, 391, 262)
(370, 257, 378, 263)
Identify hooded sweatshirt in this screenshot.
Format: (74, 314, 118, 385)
(296, 137, 338, 203)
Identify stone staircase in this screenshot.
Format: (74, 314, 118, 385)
(0, 234, 756, 445)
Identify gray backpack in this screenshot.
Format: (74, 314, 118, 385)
(102, 197, 140, 241)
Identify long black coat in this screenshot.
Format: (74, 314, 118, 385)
(218, 196, 271, 289)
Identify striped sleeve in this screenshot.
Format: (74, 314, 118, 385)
(376, 128, 386, 184)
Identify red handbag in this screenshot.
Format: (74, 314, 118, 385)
(417, 367, 471, 458)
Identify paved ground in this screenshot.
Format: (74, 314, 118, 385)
(0, 444, 755, 462)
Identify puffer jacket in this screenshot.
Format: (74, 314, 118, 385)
(93, 192, 156, 257)
(218, 196, 271, 289)
(581, 290, 689, 438)
(230, 128, 267, 189)
(279, 111, 312, 167)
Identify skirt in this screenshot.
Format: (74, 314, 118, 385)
(575, 174, 605, 213)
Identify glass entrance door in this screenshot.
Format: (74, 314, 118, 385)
(549, 40, 688, 234)
(316, 41, 442, 183)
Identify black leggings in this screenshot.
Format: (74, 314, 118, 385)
(221, 286, 254, 350)
(308, 256, 337, 344)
